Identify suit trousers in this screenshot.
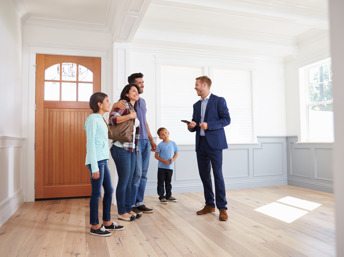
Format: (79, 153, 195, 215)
(196, 136, 227, 210)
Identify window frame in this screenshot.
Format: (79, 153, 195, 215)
(299, 58, 333, 142)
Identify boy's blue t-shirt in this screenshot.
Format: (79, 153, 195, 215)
(156, 140, 179, 170)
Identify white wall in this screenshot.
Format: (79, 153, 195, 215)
(0, 0, 22, 137)
(285, 31, 331, 138)
(0, 0, 25, 227)
(116, 44, 287, 140)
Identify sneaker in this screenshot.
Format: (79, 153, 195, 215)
(137, 205, 153, 213)
(167, 196, 177, 202)
(90, 225, 111, 237)
(132, 207, 143, 215)
(104, 221, 124, 231)
(160, 198, 168, 204)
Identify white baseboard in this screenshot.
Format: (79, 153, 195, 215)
(288, 178, 333, 193)
(0, 190, 24, 227)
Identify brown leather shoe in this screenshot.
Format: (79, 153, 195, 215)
(219, 209, 228, 221)
(196, 205, 215, 215)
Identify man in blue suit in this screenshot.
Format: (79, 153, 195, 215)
(187, 76, 231, 221)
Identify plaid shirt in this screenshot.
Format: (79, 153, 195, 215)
(109, 101, 140, 154)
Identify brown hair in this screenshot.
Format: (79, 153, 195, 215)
(89, 92, 108, 113)
(196, 76, 212, 88)
(157, 127, 167, 136)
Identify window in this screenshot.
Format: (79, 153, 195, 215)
(211, 68, 253, 143)
(300, 59, 333, 142)
(44, 63, 93, 102)
(160, 65, 202, 144)
(159, 65, 253, 144)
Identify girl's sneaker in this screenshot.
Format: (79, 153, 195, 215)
(90, 225, 111, 237)
(104, 221, 125, 231)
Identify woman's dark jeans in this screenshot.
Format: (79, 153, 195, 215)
(110, 145, 136, 215)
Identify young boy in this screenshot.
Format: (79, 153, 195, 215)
(155, 127, 179, 203)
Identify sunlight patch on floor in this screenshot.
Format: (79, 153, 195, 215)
(254, 196, 321, 223)
(277, 196, 321, 211)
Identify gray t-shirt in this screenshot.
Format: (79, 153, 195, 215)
(136, 98, 148, 140)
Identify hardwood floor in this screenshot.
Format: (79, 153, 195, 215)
(0, 186, 335, 257)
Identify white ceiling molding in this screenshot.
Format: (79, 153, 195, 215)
(16, 0, 152, 42)
(153, 0, 328, 28)
(23, 16, 111, 33)
(134, 0, 328, 58)
(133, 31, 296, 58)
(111, 0, 152, 42)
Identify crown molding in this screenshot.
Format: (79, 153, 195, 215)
(152, 0, 328, 30)
(132, 35, 295, 58)
(23, 16, 110, 33)
(111, 0, 152, 42)
(134, 28, 296, 58)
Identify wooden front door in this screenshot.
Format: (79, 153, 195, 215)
(35, 54, 101, 199)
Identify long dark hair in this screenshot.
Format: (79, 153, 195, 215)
(119, 84, 140, 111)
(89, 92, 108, 113)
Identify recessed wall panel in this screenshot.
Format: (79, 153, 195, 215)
(13, 147, 22, 192)
(291, 148, 311, 177)
(254, 143, 283, 176)
(223, 149, 249, 178)
(0, 148, 9, 203)
(174, 150, 199, 181)
(315, 149, 333, 180)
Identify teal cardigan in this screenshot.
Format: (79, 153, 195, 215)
(84, 113, 109, 173)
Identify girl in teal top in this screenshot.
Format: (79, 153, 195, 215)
(85, 92, 124, 236)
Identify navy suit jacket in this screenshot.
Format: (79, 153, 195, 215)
(190, 94, 231, 151)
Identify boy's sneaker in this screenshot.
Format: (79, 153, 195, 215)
(160, 198, 168, 204)
(137, 205, 153, 213)
(104, 221, 124, 231)
(90, 225, 111, 237)
(167, 196, 178, 202)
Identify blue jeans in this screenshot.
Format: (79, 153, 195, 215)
(87, 159, 113, 225)
(196, 137, 227, 210)
(111, 145, 136, 215)
(132, 139, 151, 207)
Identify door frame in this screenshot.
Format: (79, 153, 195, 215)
(24, 47, 110, 202)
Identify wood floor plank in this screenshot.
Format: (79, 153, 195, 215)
(0, 186, 335, 257)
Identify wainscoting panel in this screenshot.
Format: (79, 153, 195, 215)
(253, 141, 285, 176)
(287, 137, 333, 193)
(291, 147, 311, 178)
(0, 148, 9, 204)
(0, 137, 25, 227)
(223, 149, 249, 178)
(315, 148, 333, 180)
(144, 137, 288, 195)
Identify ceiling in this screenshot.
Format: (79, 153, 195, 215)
(15, 0, 329, 57)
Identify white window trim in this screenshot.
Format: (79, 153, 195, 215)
(299, 58, 333, 143)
